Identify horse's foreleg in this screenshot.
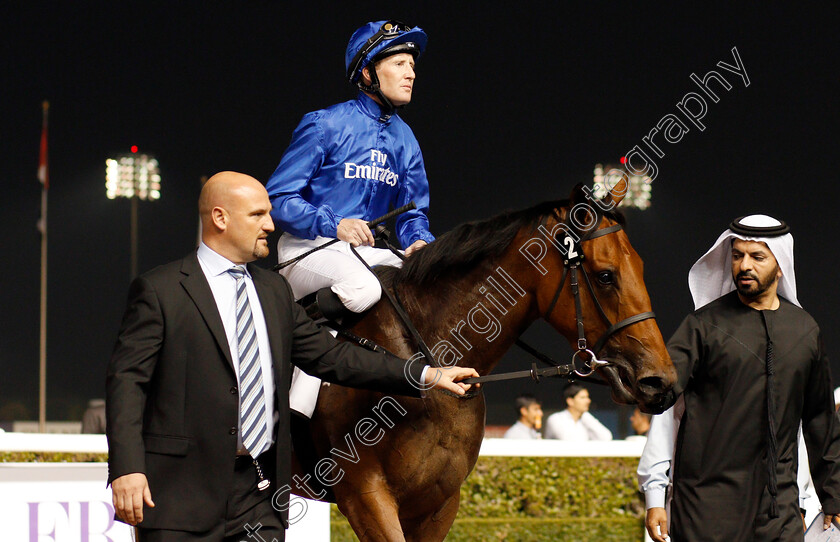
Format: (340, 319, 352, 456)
(338, 488, 405, 542)
(403, 492, 460, 542)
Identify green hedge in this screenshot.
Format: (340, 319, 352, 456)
(0, 452, 108, 463)
(331, 456, 644, 541)
(331, 517, 642, 542)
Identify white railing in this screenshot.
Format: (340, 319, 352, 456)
(0, 431, 108, 453)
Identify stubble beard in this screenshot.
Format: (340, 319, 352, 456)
(734, 264, 780, 299)
(253, 240, 269, 260)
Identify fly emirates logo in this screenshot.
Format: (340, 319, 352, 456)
(344, 150, 398, 187)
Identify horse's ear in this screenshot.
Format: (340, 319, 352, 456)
(569, 183, 587, 205)
(603, 170, 629, 207)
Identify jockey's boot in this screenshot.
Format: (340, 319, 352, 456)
(304, 287, 350, 322)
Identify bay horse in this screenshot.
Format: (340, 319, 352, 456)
(291, 181, 677, 541)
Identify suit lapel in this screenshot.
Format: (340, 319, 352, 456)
(180, 253, 235, 371)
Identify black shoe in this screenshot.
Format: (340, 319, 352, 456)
(302, 287, 350, 322)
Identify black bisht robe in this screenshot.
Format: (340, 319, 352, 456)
(669, 292, 840, 542)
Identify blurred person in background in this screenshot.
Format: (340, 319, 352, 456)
(625, 407, 651, 441)
(630, 407, 651, 438)
(503, 394, 543, 439)
(81, 398, 106, 434)
(543, 383, 612, 441)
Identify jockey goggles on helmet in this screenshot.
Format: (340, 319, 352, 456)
(345, 20, 427, 85)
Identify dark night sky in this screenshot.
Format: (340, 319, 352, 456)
(2, 3, 839, 430)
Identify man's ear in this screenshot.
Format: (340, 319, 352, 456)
(361, 66, 372, 86)
(211, 207, 228, 231)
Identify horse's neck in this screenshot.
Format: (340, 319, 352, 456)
(402, 261, 538, 375)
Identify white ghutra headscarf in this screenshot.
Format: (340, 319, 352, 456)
(687, 214, 799, 310)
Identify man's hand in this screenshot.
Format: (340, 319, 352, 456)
(423, 366, 480, 395)
(404, 239, 427, 257)
(646, 507, 669, 542)
(111, 473, 154, 526)
(825, 513, 837, 530)
(337, 218, 375, 247)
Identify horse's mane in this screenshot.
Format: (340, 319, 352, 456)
(390, 199, 625, 287)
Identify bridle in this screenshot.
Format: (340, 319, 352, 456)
(540, 209, 657, 377)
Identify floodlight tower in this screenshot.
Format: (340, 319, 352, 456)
(105, 148, 161, 278)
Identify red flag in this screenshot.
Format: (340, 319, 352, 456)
(39, 101, 49, 190)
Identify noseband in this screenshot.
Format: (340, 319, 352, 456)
(540, 212, 656, 377)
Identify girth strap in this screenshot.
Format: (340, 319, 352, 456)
(322, 320, 395, 356)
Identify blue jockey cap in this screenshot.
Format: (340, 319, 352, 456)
(345, 20, 427, 83)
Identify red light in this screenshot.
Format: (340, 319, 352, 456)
(619, 156, 627, 164)
(131, 145, 138, 153)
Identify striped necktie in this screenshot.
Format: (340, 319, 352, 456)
(228, 266, 268, 457)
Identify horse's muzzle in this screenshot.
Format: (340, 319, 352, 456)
(636, 375, 676, 414)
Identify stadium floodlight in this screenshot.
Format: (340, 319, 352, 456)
(591, 163, 651, 210)
(105, 153, 161, 201)
(105, 150, 161, 278)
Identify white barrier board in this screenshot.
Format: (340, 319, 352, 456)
(0, 463, 133, 542)
(0, 462, 328, 542)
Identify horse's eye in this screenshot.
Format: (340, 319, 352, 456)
(596, 271, 614, 285)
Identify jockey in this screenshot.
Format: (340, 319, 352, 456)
(266, 20, 435, 320)
(266, 20, 436, 417)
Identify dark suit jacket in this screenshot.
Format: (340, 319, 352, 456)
(106, 251, 423, 531)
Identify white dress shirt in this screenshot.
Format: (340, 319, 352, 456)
(543, 410, 613, 441)
(637, 396, 683, 510)
(503, 421, 541, 439)
(197, 243, 275, 453)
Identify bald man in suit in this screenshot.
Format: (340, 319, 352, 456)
(106, 171, 477, 541)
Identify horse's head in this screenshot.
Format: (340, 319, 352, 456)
(533, 180, 676, 413)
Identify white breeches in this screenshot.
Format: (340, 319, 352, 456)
(277, 234, 404, 312)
